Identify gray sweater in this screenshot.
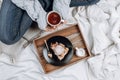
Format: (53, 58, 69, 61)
(12, 0, 71, 30)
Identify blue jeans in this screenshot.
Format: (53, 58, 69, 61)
(0, 0, 33, 45)
(0, 0, 99, 45)
(70, 0, 100, 7)
(38, 0, 100, 11)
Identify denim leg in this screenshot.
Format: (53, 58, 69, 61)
(38, 0, 53, 12)
(0, 0, 32, 45)
(70, 0, 100, 7)
(37, 0, 100, 10)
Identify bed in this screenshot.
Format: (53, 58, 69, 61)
(0, 0, 120, 80)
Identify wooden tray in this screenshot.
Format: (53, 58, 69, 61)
(33, 24, 92, 73)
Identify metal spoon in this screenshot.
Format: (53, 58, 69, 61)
(44, 40, 50, 51)
(44, 40, 52, 58)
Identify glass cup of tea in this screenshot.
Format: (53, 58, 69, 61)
(47, 11, 64, 28)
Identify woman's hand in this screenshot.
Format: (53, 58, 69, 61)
(45, 26, 56, 31)
(45, 20, 67, 32)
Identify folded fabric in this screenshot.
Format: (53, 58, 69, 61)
(91, 20, 112, 54)
(0, 0, 2, 8)
(74, 0, 120, 79)
(88, 44, 120, 79)
(12, 0, 47, 30)
(110, 19, 120, 44)
(0, 38, 27, 63)
(86, 5, 112, 54)
(53, 0, 71, 20)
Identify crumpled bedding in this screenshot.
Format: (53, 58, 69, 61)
(1, 0, 120, 80)
(75, 0, 120, 79)
(0, 0, 2, 8)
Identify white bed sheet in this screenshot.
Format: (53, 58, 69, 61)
(1, 0, 120, 80)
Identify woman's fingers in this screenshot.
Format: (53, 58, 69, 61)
(45, 20, 67, 32)
(45, 26, 56, 31)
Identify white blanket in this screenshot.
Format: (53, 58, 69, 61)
(1, 0, 120, 80)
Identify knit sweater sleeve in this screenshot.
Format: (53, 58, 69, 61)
(11, 0, 47, 30)
(53, 0, 71, 20)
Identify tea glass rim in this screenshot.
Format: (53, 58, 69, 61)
(47, 11, 62, 27)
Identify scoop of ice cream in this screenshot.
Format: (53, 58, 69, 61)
(54, 45, 64, 55)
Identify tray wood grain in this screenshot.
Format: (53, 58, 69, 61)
(34, 25, 92, 73)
